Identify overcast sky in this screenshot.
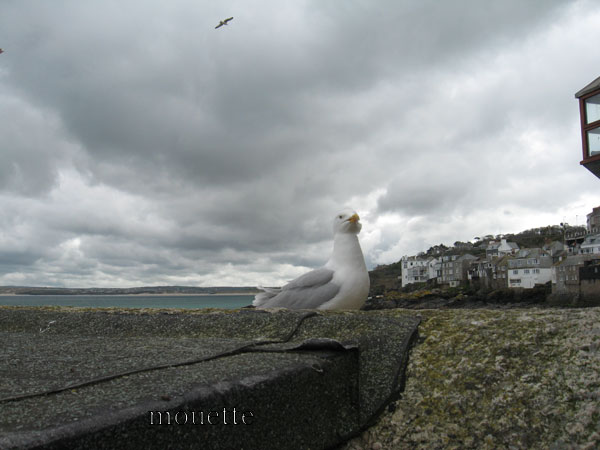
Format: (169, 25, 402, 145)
(1, 0, 599, 288)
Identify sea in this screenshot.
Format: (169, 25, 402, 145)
(0, 294, 255, 310)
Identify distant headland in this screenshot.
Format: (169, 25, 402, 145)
(0, 286, 260, 295)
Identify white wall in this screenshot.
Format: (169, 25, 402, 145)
(508, 267, 552, 289)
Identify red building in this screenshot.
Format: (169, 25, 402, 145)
(575, 76, 600, 178)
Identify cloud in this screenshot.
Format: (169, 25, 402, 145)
(0, 0, 599, 287)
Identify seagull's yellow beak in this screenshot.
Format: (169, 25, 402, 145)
(347, 213, 360, 223)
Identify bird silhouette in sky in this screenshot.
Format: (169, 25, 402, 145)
(215, 17, 233, 29)
(0, 49, 4, 54)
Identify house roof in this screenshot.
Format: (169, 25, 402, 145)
(553, 254, 598, 267)
(486, 240, 518, 251)
(575, 75, 600, 98)
(581, 233, 600, 247)
(486, 242, 501, 250)
(515, 248, 548, 259)
(543, 241, 564, 251)
(493, 255, 511, 266)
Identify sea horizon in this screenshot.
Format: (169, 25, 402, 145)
(0, 292, 257, 296)
(0, 294, 255, 310)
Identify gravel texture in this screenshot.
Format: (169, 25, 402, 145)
(341, 308, 600, 450)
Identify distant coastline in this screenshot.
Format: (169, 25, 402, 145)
(0, 286, 260, 296)
(0, 293, 258, 296)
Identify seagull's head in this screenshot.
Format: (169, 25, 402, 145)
(333, 208, 362, 235)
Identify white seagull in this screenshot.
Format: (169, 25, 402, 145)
(253, 208, 370, 310)
(215, 17, 233, 29)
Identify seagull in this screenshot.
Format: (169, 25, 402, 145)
(215, 17, 233, 29)
(253, 208, 370, 310)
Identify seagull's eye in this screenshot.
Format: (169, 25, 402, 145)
(338, 215, 343, 219)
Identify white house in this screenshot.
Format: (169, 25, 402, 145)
(508, 267, 553, 289)
(580, 234, 600, 255)
(507, 248, 553, 289)
(486, 239, 519, 258)
(401, 256, 439, 287)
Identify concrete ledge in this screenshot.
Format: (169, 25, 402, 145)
(0, 307, 420, 450)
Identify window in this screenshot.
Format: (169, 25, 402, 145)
(513, 270, 519, 275)
(588, 126, 600, 157)
(581, 91, 600, 160)
(586, 92, 600, 124)
(524, 269, 530, 274)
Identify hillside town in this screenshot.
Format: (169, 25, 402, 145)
(400, 205, 600, 302)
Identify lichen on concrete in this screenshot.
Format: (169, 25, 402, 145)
(342, 308, 600, 450)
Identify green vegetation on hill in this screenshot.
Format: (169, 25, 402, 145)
(369, 261, 403, 296)
(503, 224, 585, 249)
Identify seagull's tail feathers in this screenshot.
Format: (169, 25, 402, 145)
(253, 286, 281, 307)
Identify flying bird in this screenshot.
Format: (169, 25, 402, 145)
(215, 17, 233, 29)
(253, 208, 370, 310)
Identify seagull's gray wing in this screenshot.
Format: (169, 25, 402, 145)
(225, 17, 233, 23)
(260, 268, 340, 310)
(215, 23, 223, 29)
(253, 286, 282, 307)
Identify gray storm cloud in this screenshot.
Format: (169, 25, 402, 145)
(0, 0, 598, 287)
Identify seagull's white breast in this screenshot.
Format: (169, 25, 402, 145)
(320, 233, 370, 310)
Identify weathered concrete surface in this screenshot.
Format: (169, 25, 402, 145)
(0, 307, 419, 450)
(341, 308, 600, 450)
